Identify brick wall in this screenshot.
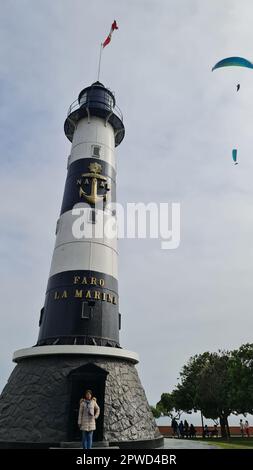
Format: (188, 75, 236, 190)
(158, 426, 250, 437)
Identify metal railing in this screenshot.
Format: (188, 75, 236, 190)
(67, 97, 123, 123)
(36, 334, 120, 348)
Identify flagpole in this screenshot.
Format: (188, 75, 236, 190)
(97, 43, 103, 81)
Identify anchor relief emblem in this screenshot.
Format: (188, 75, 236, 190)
(76, 162, 110, 205)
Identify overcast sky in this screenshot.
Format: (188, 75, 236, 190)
(1, 0, 253, 426)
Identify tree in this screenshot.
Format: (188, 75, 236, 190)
(150, 406, 161, 419)
(229, 343, 253, 415)
(171, 346, 253, 438)
(152, 393, 181, 420)
(191, 352, 232, 438)
(169, 352, 230, 437)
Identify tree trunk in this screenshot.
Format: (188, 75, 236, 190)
(220, 415, 227, 439)
(225, 416, 230, 438)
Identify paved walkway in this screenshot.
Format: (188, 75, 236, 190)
(163, 438, 218, 449)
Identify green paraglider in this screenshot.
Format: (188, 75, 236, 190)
(232, 149, 238, 165)
(212, 56, 253, 71)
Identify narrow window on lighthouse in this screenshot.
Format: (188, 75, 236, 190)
(81, 302, 90, 319)
(79, 92, 87, 106)
(91, 145, 101, 158)
(55, 218, 60, 235)
(88, 209, 97, 224)
(67, 154, 71, 169)
(39, 308, 44, 326)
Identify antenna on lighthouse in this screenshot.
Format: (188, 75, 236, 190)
(97, 20, 119, 81)
(97, 44, 103, 81)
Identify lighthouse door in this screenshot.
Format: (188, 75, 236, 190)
(68, 363, 108, 442)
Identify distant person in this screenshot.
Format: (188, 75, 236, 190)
(78, 389, 100, 449)
(171, 418, 179, 438)
(211, 424, 218, 437)
(244, 420, 250, 438)
(179, 420, 184, 438)
(204, 425, 209, 438)
(237, 83, 240, 92)
(184, 420, 189, 438)
(240, 419, 244, 437)
(189, 424, 196, 438)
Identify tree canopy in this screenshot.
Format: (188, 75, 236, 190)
(152, 344, 253, 438)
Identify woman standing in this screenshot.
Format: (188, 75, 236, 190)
(244, 420, 250, 438)
(78, 390, 100, 449)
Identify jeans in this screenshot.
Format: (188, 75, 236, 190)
(82, 431, 93, 449)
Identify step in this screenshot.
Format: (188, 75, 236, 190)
(59, 441, 113, 449)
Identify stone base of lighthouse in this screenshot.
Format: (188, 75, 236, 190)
(0, 347, 163, 448)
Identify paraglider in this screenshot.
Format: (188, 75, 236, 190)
(232, 149, 238, 165)
(212, 56, 253, 91)
(212, 56, 253, 71)
(212, 57, 253, 164)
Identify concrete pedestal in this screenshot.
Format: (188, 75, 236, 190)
(0, 348, 162, 448)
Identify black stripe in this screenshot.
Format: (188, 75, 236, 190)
(61, 158, 116, 215)
(68, 158, 116, 182)
(46, 270, 118, 293)
(37, 270, 120, 346)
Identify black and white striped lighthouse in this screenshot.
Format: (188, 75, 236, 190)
(0, 82, 162, 448)
(38, 81, 123, 349)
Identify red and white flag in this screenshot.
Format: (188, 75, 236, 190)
(102, 20, 118, 48)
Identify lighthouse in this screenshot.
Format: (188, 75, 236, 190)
(0, 81, 162, 448)
(38, 81, 123, 349)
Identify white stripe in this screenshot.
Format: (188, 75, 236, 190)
(13, 346, 139, 364)
(49, 241, 118, 278)
(70, 117, 116, 169)
(56, 208, 118, 252)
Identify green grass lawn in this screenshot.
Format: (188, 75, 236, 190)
(204, 437, 253, 449)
